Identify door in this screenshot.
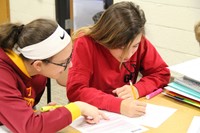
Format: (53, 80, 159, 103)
(0, 0, 10, 24)
(56, 0, 113, 35)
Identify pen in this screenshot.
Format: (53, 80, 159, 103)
(40, 105, 63, 112)
(146, 88, 163, 99)
(129, 80, 137, 99)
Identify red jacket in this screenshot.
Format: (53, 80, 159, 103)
(0, 48, 73, 133)
(67, 36, 170, 113)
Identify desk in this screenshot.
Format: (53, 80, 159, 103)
(59, 94, 200, 133)
(141, 94, 199, 133)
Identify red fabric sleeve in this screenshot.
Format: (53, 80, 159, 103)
(134, 37, 170, 97)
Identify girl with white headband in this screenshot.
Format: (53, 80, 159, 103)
(0, 19, 108, 133)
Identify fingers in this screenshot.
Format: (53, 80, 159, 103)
(132, 111, 145, 117)
(136, 105, 146, 113)
(85, 116, 100, 124)
(121, 99, 147, 117)
(98, 111, 110, 120)
(133, 101, 146, 117)
(120, 93, 132, 99)
(113, 86, 133, 99)
(112, 87, 124, 94)
(135, 101, 147, 107)
(84, 111, 109, 124)
(47, 102, 57, 106)
(118, 90, 127, 97)
(127, 106, 146, 117)
(136, 105, 146, 111)
(46, 102, 58, 111)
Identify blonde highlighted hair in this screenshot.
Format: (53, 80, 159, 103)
(72, 1, 146, 50)
(194, 21, 200, 43)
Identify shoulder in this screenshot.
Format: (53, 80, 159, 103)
(75, 36, 95, 45)
(74, 36, 99, 51)
(140, 36, 154, 47)
(139, 36, 159, 53)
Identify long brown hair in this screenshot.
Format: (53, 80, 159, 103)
(72, 1, 146, 50)
(194, 21, 200, 43)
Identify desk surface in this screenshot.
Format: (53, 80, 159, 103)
(60, 94, 200, 133)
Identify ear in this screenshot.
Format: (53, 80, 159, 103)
(32, 60, 43, 72)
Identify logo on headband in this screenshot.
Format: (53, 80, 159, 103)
(60, 31, 65, 40)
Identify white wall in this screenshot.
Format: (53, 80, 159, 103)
(9, 0, 55, 24)
(9, 0, 200, 66)
(115, 0, 200, 66)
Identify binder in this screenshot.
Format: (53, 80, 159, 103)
(164, 58, 200, 108)
(168, 82, 200, 99)
(174, 77, 200, 93)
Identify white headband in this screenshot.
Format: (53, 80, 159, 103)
(17, 25, 71, 60)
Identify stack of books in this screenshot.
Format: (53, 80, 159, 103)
(163, 58, 200, 108)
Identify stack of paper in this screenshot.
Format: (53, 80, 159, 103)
(169, 58, 200, 83)
(164, 58, 200, 108)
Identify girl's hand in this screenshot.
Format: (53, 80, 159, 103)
(47, 102, 57, 106)
(74, 101, 109, 124)
(112, 85, 139, 99)
(120, 99, 146, 117)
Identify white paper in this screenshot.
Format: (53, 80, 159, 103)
(0, 125, 10, 133)
(121, 103, 177, 128)
(71, 111, 148, 133)
(169, 58, 200, 83)
(71, 103, 176, 132)
(187, 116, 200, 133)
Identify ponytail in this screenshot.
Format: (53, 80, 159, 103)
(0, 23, 24, 49)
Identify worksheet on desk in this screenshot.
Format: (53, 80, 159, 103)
(71, 103, 176, 132)
(70, 111, 148, 133)
(187, 116, 200, 133)
(121, 103, 177, 128)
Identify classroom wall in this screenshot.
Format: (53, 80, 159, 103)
(9, 0, 200, 66)
(9, 0, 55, 24)
(114, 0, 200, 66)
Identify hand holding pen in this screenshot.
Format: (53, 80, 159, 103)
(120, 98, 146, 117)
